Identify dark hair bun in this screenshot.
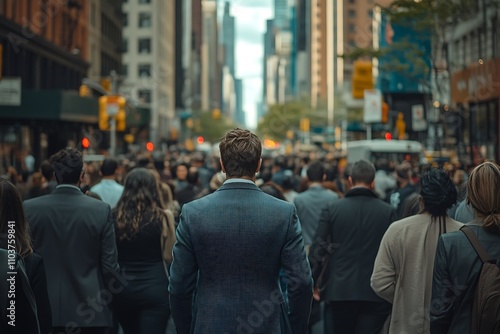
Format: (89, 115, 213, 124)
(419, 168, 457, 216)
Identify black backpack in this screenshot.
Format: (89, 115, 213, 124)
(461, 226, 500, 334)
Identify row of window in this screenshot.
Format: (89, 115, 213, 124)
(121, 38, 151, 54)
(121, 63, 151, 78)
(123, 12, 152, 28)
(347, 9, 373, 18)
(453, 20, 499, 70)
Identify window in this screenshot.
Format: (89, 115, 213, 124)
(368, 9, 373, 18)
(138, 90, 152, 103)
(138, 38, 151, 54)
(122, 13, 127, 27)
(121, 38, 128, 53)
(349, 24, 356, 33)
(138, 64, 151, 77)
(349, 10, 356, 18)
(122, 64, 128, 76)
(91, 2, 96, 26)
(139, 12, 151, 28)
(349, 0, 355, 3)
(139, 0, 151, 3)
(493, 16, 498, 58)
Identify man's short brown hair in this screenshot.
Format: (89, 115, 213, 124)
(219, 129, 262, 178)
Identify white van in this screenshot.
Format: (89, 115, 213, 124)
(347, 139, 423, 165)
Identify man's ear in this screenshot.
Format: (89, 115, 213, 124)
(220, 159, 226, 173)
(348, 176, 353, 187)
(256, 159, 262, 174)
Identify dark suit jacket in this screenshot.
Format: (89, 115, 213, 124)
(24, 185, 119, 327)
(169, 181, 313, 334)
(310, 187, 397, 303)
(431, 224, 500, 333)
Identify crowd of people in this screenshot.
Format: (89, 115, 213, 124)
(1, 128, 499, 334)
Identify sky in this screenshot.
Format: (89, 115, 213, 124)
(223, 0, 273, 129)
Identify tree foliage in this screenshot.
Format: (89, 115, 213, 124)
(190, 109, 238, 143)
(257, 99, 331, 141)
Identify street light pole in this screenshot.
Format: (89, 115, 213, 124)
(110, 70, 118, 157)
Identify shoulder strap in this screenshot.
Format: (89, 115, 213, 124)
(460, 225, 492, 263)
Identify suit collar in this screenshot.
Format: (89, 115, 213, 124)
(217, 181, 262, 192)
(345, 187, 378, 198)
(52, 185, 84, 195)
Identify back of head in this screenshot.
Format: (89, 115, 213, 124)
(0, 179, 32, 257)
(375, 158, 389, 172)
(467, 161, 500, 234)
(306, 160, 325, 182)
(419, 168, 457, 217)
(100, 158, 118, 177)
(219, 128, 262, 178)
(395, 161, 412, 180)
(49, 148, 83, 185)
(115, 168, 163, 240)
(350, 159, 376, 185)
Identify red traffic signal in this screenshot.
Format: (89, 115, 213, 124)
(197, 136, 205, 144)
(146, 142, 154, 152)
(385, 132, 392, 141)
(81, 137, 90, 149)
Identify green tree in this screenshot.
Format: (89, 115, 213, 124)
(190, 109, 238, 143)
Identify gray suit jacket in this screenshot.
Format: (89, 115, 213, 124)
(169, 181, 313, 334)
(24, 186, 119, 327)
(294, 185, 339, 246)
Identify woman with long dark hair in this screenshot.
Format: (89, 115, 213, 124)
(371, 168, 462, 334)
(112, 168, 176, 334)
(0, 178, 52, 334)
(431, 161, 500, 333)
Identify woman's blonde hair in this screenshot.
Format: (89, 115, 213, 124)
(467, 161, 500, 234)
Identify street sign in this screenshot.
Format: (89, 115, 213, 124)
(363, 89, 382, 123)
(0, 77, 21, 106)
(412, 104, 427, 131)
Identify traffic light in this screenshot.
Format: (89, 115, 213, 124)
(146, 142, 154, 152)
(212, 108, 221, 119)
(352, 61, 374, 99)
(197, 136, 205, 144)
(396, 112, 406, 139)
(385, 132, 392, 141)
(99, 95, 126, 131)
(299, 118, 310, 132)
(100, 78, 111, 93)
(81, 137, 90, 148)
(116, 109, 126, 131)
(99, 96, 110, 130)
(382, 102, 389, 124)
(79, 84, 91, 97)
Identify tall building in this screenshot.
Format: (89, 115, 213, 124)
(221, 1, 235, 75)
(234, 78, 245, 126)
(121, 0, 176, 144)
(201, 0, 220, 111)
(310, 0, 328, 108)
(88, 0, 123, 82)
(0, 0, 98, 168)
(262, 19, 275, 108)
(447, 2, 500, 162)
(274, 0, 290, 30)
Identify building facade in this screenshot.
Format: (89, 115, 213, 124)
(0, 0, 98, 171)
(448, 2, 500, 163)
(121, 0, 175, 144)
